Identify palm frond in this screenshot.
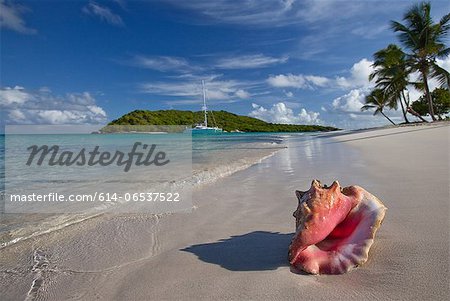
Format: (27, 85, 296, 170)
(429, 62, 450, 87)
(361, 104, 376, 112)
(437, 47, 450, 58)
(410, 80, 424, 90)
(391, 20, 418, 50)
(373, 108, 382, 116)
(438, 13, 450, 34)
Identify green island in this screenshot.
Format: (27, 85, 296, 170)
(105, 110, 339, 133)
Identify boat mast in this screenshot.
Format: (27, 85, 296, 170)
(202, 80, 208, 127)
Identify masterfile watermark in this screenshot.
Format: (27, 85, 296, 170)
(4, 125, 192, 214)
(8, 192, 181, 202)
(26, 142, 170, 172)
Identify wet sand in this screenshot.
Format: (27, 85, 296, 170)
(1, 123, 449, 300)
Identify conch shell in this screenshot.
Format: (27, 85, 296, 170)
(289, 180, 387, 274)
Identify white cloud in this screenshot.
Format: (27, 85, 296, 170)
(0, 86, 107, 124)
(298, 108, 321, 124)
(159, 0, 406, 27)
(8, 109, 26, 121)
(306, 75, 331, 87)
(141, 78, 253, 102)
(294, 0, 369, 24)
(87, 105, 106, 116)
(33, 110, 90, 124)
(38, 86, 52, 93)
(332, 57, 448, 112)
(141, 82, 199, 97)
(326, 56, 450, 129)
(215, 54, 288, 69)
(129, 55, 200, 73)
(436, 56, 450, 73)
(160, 0, 298, 26)
(284, 91, 294, 97)
(267, 74, 304, 88)
(0, 86, 32, 105)
(267, 73, 330, 89)
(351, 24, 389, 39)
(331, 88, 369, 113)
(267, 59, 373, 90)
(126, 53, 286, 73)
(335, 58, 374, 89)
(0, 0, 36, 34)
(235, 89, 250, 99)
(249, 102, 321, 125)
(82, 1, 124, 26)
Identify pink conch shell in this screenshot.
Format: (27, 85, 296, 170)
(288, 180, 387, 274)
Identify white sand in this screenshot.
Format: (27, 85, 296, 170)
(1, 123, 448, 300)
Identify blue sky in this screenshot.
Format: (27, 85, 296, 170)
(1, 0, 449, 129)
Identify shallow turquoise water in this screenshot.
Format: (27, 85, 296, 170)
(0, 131, 316, 247)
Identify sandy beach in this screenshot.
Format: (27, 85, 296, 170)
(1, 123, 449, 300)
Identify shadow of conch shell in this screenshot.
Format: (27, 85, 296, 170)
(288, 180, 387, 274)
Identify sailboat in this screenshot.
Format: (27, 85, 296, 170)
(191, 80, 223, 133)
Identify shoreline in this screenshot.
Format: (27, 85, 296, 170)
(317, 119, 450, 138)
(0, 141, 284, 250)
(0, 124, 448, 300)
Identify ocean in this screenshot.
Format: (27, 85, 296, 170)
(0, 131, 304, 248)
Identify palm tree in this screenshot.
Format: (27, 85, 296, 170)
(361, 89, 396, 125)
(370, 44, 411, 123)
(391, 2, 450, 121)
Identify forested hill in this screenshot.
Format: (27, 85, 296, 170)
(107, 110, 339, 132)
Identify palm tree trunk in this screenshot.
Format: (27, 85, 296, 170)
(407, 106, 429, 123)
(399, 91, 410, 123)
(380, 111, 396, 125)
(422, 72, 436, 121)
